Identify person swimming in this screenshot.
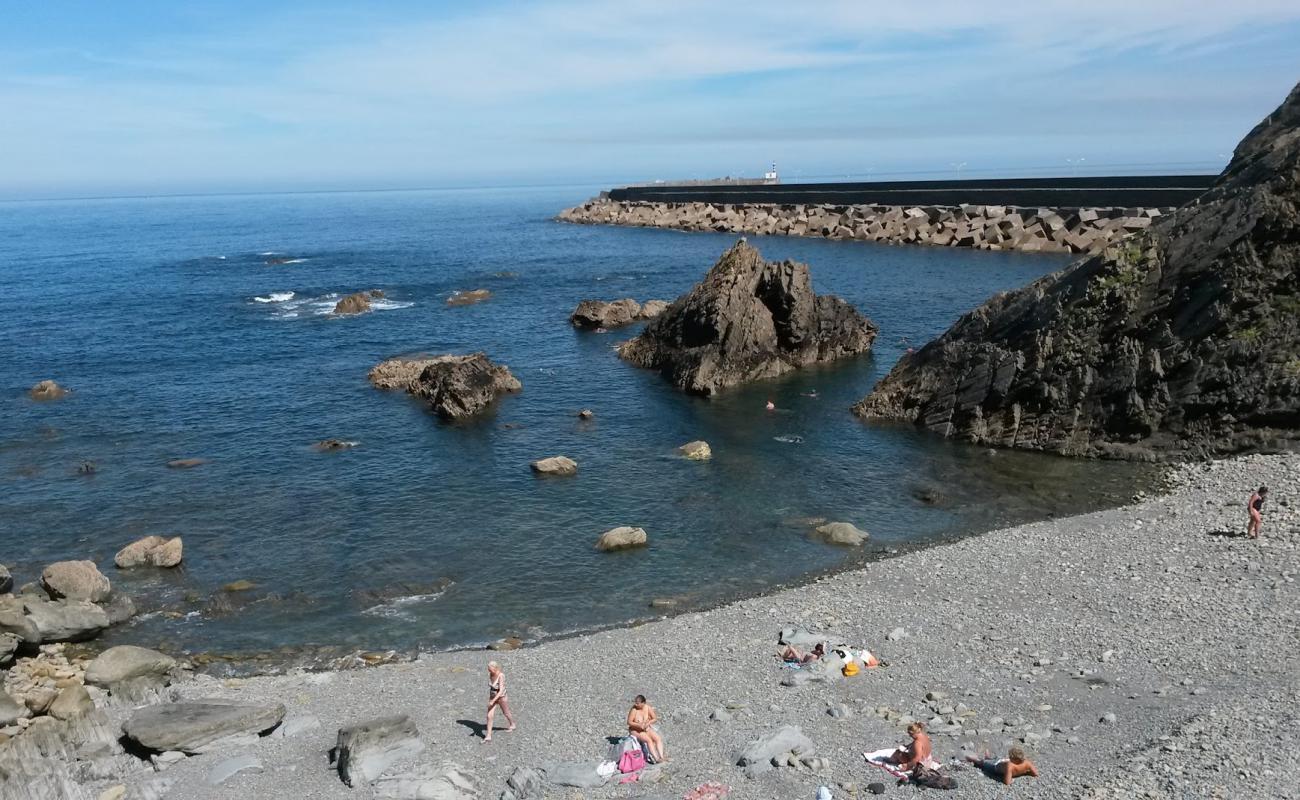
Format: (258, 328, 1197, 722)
(765, 399, 775, 411)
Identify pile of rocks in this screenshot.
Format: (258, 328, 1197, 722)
(559, 198, 1167, 254)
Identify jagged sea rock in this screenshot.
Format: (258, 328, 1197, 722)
(530, 455, 577, 476)
(570, 298, 642, 329)
(29, 380, 68, 401)
(41, 560, 111, 602)
(114, 536, 182, 569)
(595, 526, 647, 551)
(333, 292, 373, 315)
(372, 353, 522, 421)
(620, 241, 877, 395)
(122, 700, 285, 754)
(855, 83, 1300, 459)
(678, 440, 712, 460)
(85, 645, 177, 687)
(335, 715, 424, 787)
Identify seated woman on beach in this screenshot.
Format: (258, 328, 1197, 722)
(627, 694, 667, 764)
(965, 745, 1039, 785)
(863, 722, 935, 778)
(779, 642, 825, 664)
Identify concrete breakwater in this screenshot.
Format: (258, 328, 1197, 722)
(557, 197, 1169, 254)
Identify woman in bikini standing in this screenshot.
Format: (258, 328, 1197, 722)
(628, 694, 667, 763)
(483, 661, 516, 743)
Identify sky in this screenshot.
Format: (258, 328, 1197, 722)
(2, 1, 1299, 199)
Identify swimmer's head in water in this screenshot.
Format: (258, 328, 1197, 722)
(1008, 745, 1026, 763)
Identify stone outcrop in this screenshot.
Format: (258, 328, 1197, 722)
(678, 440, 712, 460)
(333, 292, 374, 315)
(335, 715, 424, 787)
(595, 526, 647, 551)
(530, 456, 577, 476)
(122, 700, 286, 754)
(620, 241, 877, 395)
(447, 289, 492, 306)
(113, 536, 182, 569)
(569, 298, 666, 329)
(28, 380, 69, 401)
(560, 198, 1170, 255)
(40, 561, 111, 603)
(855, 82, 1300, 459)
(812, 521, 868, 546)
(371, 353, 521, 421)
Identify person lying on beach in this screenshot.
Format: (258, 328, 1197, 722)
(965, 745, 1039, 785)
(779, 642, 825, 663)
(628, 694, 667, 764)
(482, 660, 516, 743)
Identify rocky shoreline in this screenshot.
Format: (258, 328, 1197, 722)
(558, 198, 1168, 255)
(9, 451, 1292, 799)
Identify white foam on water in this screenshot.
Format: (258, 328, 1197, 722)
(361, 590, 447, 621)
(259, 251, 278, 256)
(253, 291, 295, 303)
(774, 434, 805, 444)
(370, 299, 414, 312)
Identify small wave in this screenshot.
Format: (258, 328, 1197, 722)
(253, 291, 295, 303)
(361, 591, 446, 621)
(217, 256, 227, 260)
(774, 434, 805, 444)
(273, 258, 307, 265)
(260, 251, 278, 256)
(369, 299, 414, 312)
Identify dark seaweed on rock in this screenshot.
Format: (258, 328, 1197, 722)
(619, 240, 878, 395)
(854, 82, 1300, 460)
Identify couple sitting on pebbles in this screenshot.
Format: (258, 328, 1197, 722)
(865, 722, 1038, 788)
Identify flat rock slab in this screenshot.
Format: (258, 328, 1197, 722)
(336, 714, 425, 787)
(123, 700, 286, 754)
(207, 754, 263, 786)
(530, 456, 577, 476)
(373, 763, 479, 799)
(22, 598, 109, 643)
(542, 761, 607, 788)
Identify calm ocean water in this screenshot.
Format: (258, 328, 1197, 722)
(0, 187, 1152, 662)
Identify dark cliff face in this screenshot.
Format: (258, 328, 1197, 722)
(620, 240, 877, 396)
(854, 82, 1300, 460)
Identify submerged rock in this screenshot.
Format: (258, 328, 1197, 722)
(678, 440, 712, 460)
(114, 536, 183, 569)
(596, 526, 647, 551)
(314, 438, 358, 452)
(855, 83, 1300, 459)
(29, 380, 68, 401)
(620, 241, 878, 395)
(447, 289, 492, 306)
(166, 458, 207, 469)
(333, 291, 374, 315)
(41, 560, 111, 603)
(530, 455, 577, 476)
(372, 353, 521, 421)
(812, 522, 869, 546)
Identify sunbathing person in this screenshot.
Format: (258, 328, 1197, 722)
(966, 744, 1039, 785)
(888, 722, 932, 770)
(628, 694, 667, 764)
(779, 642, 825, 663)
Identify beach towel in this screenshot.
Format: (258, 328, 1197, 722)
(863, 748, 940, 779)
(683, 781, 731, 800)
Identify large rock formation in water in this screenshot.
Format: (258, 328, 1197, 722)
(854, 83, 1300, 459)
(370, 353, 521, 421)
(619, 241, 878, 395)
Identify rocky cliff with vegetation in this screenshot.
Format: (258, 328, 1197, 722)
(854, 83, 1300, 459)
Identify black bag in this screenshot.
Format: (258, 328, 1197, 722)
(911, 765, 958, 790)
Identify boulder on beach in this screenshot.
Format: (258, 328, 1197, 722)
(812, 521, 869, 546)
(570, 298, 642, 329)
(447, 289, 492, 306)
(29, 380, 69, 401)
(335, 715, 424, 787)
(166, 458, 207, 469)
(21, 598, 109, 643)
(85, 645, 178, 687)
(596, 526, 647, 551)
(122, 700, 286, 754)
(620, 241, 878, 395)
(0, 598, 40, 644)
(48, 684, 94, 721)
(530, 455, 577, 476)
(407, 354, 522, 421)
(737, 724, 816, 770)
(854, 82, 1300, 459)
(41, 560, 111, 602)
(333, 292, 374, 315)
(678, 440, 712, 460)
(114, 535, 183, 569)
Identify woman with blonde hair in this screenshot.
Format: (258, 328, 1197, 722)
(483, 661, 516, 743)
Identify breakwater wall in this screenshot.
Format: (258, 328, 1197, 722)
(559, 175, 1216, 254)
(559, 197, 1173, 254)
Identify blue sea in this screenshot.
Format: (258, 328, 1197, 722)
(0, 187, 1152, 664)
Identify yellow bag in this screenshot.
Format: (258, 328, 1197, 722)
(842, 661, 860, 677)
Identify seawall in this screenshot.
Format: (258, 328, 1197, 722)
(558, 174, 1217, 254)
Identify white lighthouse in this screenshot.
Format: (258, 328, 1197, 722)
(763, 162, 779, 184)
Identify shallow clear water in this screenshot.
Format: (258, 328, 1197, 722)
(0, 187, 1153, 660)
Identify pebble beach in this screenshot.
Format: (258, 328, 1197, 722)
(94, 451, 1297, 800)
